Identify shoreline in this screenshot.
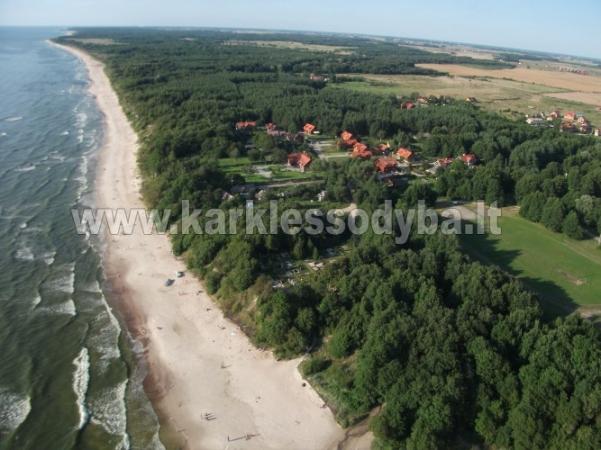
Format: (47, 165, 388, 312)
(51, 41, 347, 450)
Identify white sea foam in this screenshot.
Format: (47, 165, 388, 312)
(90, 381, 130, 447)
(15, 245, 35, 262)
(37, 299, 77, 316)
(32, 293, 41, 308)
(48, 151, 66, 163)
(42, 251, 56, 266)
(0, 389, 31, 432)
(47, 263, 76, 294)
(75, 111, 88, 129)
(73, 348, 90, 429)
(14, 164, 36, 173)
(4, 116, 23, 122)
(82, 280, 102, 294)
(0, 132, 7, 137)
(60, 131, 70, 136)
(75, 154, 91, 202)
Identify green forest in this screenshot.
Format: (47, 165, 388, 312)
(56, 28, 601, 449)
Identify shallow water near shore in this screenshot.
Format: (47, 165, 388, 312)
(0, 27, 162, 450)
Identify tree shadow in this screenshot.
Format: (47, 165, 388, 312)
(458, 224, 578, 319)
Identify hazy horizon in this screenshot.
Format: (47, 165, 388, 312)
(1, 0, 600, 60)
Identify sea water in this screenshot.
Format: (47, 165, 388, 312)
(0, 27, 163, 450)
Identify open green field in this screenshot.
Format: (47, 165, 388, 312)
(459, 207, 601, 315)
(332, 74, 601, 127)
(218, 157, 320, 183)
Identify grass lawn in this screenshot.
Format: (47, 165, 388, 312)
(218, 157, 321, 183)
(459, 207, 601, 315)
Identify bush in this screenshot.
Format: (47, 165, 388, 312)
(300, 356, 331, 376)
(204, 270, 222, 294)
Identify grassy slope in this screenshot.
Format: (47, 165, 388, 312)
(459, 208, 601, 314)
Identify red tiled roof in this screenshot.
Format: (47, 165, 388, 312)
(351, 142, 372, 159)
(396, 147, 414, 160)
(461, 153, 477, 164)
(303, 123, 317, 134)
(236, 121, 257, 130)
(288, 152, 312, 169)
(375, 157, 398, 173)
(341, 130, 354, 142)
(376, 143, 391, 153)
(436, 157, 455, 168)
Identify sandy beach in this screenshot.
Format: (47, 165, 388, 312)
(51, 42, 349, 450)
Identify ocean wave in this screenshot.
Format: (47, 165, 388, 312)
(14, 164, 37, 173)
(15, 244, 35, 262)
(46, 263, 76, 294)
(42, 250, 56, 266)
(60, 131, 70, 136)
(38, 299, 77, 316)
(4, 116, 23, 122)
(48, 151, 66, 163)
(90, 381, 130, 447)
(32, 293, 41, 308)
(75, 111, 88, 129)
(75, 154, 91, 202)
(0, 132, 7, 137)
(73, 348, 90, 430)
(0, 389, 31, 432)
(81, 280, 102, 294)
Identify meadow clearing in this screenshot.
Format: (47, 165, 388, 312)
(458, 206, 601, 315)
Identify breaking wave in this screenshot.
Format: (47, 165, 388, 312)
(90, 381, 130, 448)
(0, 389, 31, 432)
(73, 348, 90, 430)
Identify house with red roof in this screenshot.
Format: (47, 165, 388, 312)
(436, 157, 455, 168)
(461, 153, 478, 166)
(564, 112, 577, 122)
(287, 152, 312, 172)
(303, 123, 317, 135)
(401, 101, 415, 110)
(339, 130, 358, 148)
(341, 130, 354, 143)
(374, 157, 398, 173)
(235, 121, 257, 130)
(351, 142, 373, 159)
(396, 147, 414, 161)
(376, 143, 391, 154)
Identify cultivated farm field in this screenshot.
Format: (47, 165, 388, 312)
(334, 71, 601, 126)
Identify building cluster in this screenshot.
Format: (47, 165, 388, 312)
(427, 153, 478, 175)
(235, 119, 483, 182)
(525, 110, 594, 134)
(560, 113, 592, 134)
(265, 122, 303, 142)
